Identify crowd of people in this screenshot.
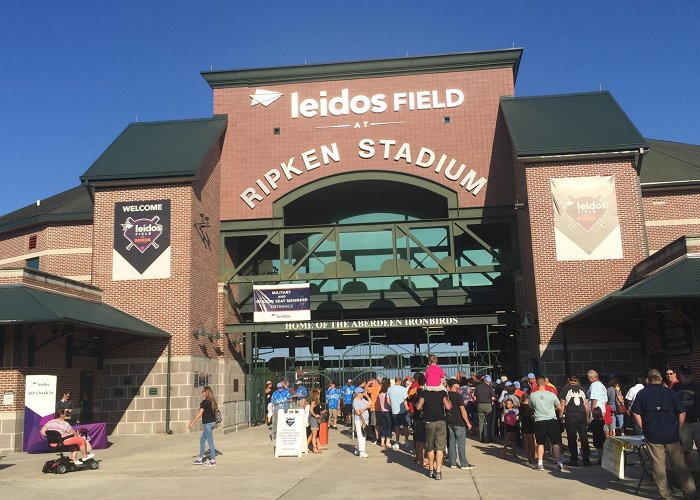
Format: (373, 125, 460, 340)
(262, 360, 699, 496)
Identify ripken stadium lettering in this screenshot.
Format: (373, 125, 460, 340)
(240, 139, 487, 209)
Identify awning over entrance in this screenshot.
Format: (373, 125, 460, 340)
(562, 256, 700, 327)
(0, 284, 169, 338)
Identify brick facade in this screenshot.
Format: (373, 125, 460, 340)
(642, 189, 700, 252)
(214, 67, 516, 221)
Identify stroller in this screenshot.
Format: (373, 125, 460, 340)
(41, 430, 100, 474)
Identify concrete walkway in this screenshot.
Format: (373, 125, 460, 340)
(0, 425, 667, 499)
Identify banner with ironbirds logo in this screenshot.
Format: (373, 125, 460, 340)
(550, 176, 622, 261)
(113, 200, 171, 280)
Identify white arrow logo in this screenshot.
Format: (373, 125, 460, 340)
(249, 89, 284, 107)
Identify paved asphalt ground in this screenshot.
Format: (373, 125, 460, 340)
(0, 424, 674, 499)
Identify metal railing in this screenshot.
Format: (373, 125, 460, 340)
(221, 400, 251, 433)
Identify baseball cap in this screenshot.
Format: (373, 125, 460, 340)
(276, 382, 283, 388)
(295, 380, 302, 385)
(527, 372, 536, 379)
(347, 379, 353, 383)
(500, 375, 508, 383)
(354, 387, 365, 394)
(505, 381, 513, 387)
(514, 381, 521, 389)
(483, 375, 492, 383)
(328, 381, 335, 386)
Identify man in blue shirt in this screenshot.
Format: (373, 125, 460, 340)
(325, 382, 342, 429)
(294, 380, 308, 409)
(342, 379, 356, 426)
(632, 368, 696, 500)
(270, 381, 291, 440)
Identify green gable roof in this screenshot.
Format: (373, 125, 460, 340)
(500, 91, 648, 159)
(639, 139, 700, 185)
(0, 185, 93, 235)
(562, 256, 700, 325)
(80, 115, 227, 184)
(0, 284, 169, 338)
(202, 49, 523, 88)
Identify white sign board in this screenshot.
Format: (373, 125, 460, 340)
(25, 375, 57, 417)
(274, 409, 307, 458)
(3, 391, 14, 405)
(601, 437, 626, 479)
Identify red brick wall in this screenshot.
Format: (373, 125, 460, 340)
(520, 159, 648, 346)
(214, 67, 516, 221)
(642, 189, 700, 252)
(91, 184, 192, 358)
(0, 222, 92, 279)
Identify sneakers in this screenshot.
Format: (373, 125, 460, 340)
(427, 470, 435, 479)
(461, 464, 476, 470)
(392, 443, 399, 450)
(359, 452, 369, 458)
(557, 462, 567, 472)
(204, 460, 216, 467)
(535, 462, 545, 471)
(86, 453, 95, 460)
(193, 458, 203, 465)
(75, 459, 83, 465)
(449, 465, 457, 469)
(354, 449, 360, 456)
(434, 472, 442, 480)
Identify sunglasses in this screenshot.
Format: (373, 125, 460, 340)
(666, 372, 674, 376)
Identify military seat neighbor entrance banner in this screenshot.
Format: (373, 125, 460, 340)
(551, 176, 623, 261)
(113, 200, 171, 280)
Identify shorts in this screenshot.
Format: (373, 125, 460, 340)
(505, 424, 518, 434)
(424, 421, 447, 451)
(534, 419, 562, 446)
(344, 402, 353, 416)
(412, 418, 426, 443)
(369, 410, 377, 426)
(62, 436, 86, 448)
(329, 408, 338, 420)
(308, 416, 320, 430)
(392, 412, 409, 428)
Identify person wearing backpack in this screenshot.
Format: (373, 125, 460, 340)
(559, 375, 591, 467)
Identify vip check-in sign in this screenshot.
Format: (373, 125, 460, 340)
(254, 283, 311, 323)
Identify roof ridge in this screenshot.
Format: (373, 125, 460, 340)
(501, 90, 611, 101)
(126, 115, 227, 127)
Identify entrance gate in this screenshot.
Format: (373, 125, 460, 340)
(248, 340, 506, 424)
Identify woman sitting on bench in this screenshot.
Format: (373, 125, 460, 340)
(40, 409, 94, 463)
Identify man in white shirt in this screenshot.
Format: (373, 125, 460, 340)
(625, 377, 646, 435)
(587, 370, 608, 420)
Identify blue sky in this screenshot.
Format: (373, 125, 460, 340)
(1, 1, 698, 216)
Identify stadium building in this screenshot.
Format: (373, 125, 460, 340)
(1, 48, 699, 452)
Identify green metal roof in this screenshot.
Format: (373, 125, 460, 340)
(0, 186, 93, 235)
(500, 91, 648, 158)
(0, 284, 170, 338)
(562, 256, 700, 325)
(202, 49, 523, 88)
(640, 139, 700, 185)
(80, 115, 227, 184)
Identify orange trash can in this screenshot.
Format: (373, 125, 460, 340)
(319, 421, 329, 446)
